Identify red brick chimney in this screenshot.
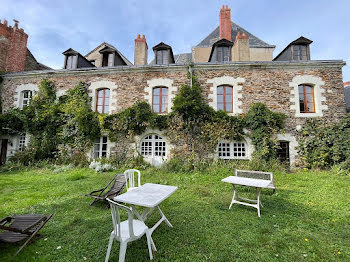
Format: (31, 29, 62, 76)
(134, 34, 148, 65)
(219, 5, 232, 41)
(0, 19, 28, 72)
(344, 81, 350, 87)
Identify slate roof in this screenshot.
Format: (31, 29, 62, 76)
(149, 53, 192, 65)
(196, 22, 275, 48)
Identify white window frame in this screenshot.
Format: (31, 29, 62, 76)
(93, 136, 108, 159)
(14, 84, 38, 109)
(21, 90, 33, 109)
(18, 134, 27, 152)
(217, 140, 248, 160)
(140, 134, 167, 158)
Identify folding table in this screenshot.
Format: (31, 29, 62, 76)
(222, 176, 271, 217)
(114, 183, 177, 235)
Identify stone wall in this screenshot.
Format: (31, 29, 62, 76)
(0, 61, 346, 164)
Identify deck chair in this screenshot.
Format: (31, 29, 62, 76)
(0, 214, 53, 256)
(86, 173, 127, 206)
(124, 169, 141, 192)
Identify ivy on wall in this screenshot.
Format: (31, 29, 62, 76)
(298, 116, 350, 170)
(1, 71, 287, 167)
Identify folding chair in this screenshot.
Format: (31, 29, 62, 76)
(0, 214, 53, 256)
(86, 173, 127, 206)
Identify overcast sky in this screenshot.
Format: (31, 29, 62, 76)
(1, 0, 349, 80)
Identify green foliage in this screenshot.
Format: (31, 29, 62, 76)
(24, 79, 61, 159)
(245, 103, 286, 161)
(104, 101, 164, 140)
(59, 82, 100, 154)
(298, 115, 350, 170)
(0, 108, 26, 135)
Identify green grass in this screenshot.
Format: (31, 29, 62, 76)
(0, 166, 349, 261)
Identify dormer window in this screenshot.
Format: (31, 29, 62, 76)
(208, 39, 233, 63)
(102, 53, 114, 67)
(156, 50, 169, 64)
(152, 42, 175, 65)
(273, 36, 312, 61)
(62, 48, 95, 69)
(292, 45, 308, 60)
(217, 46, 230, 62)
(66, 55, 77, 69)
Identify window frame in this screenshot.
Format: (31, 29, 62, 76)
(21, 90, 33, 109)
(216, 46, 230, 62)
(217, 85, 233, 113)
(277, 141, 290, 164)
(152, 87, 168, 113)
(156, 50, 169, 64)
(96, 88, 110, 114)
(298, 84, 315, 113)
(93, 136, 108, 159)
(140, 134, 167, 158)
(292, 45, 308, 61)
(18, 134, 26, 152)
(217, 140, 247, 160)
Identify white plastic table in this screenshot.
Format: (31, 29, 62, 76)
(222, 176, 271, 217)
(114, 183, 178, 235)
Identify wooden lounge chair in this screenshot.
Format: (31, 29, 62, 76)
(0, 214, 53, 256)
(86, 173, 127, 207)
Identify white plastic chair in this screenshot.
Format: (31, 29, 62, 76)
(105, 198, 156, 262)
(124, 169, 141, 191)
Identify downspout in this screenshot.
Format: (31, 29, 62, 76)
(188, 64, 193, 88)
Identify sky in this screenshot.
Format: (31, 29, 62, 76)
(1, 0, 349, 80)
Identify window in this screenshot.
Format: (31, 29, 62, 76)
(217, 46, 230, 62)
(298, 84, 315, 113)
(140, 134, 166, 158)
(292, 45, 307, 60)
(21, 90, 32, 108)
(102, 53, 114, 67)
(152, 87, 168, 113)
(218, 141, 247, 159)
(156, 50, 169, 64)
(217, 85, 233, 112)
(96, 88, 110, 113)
(66, 55, 77, 69)
(18, 134, 26, 152)
(278, 141, 290, 163)
(90, 60, 95, 66)
(93, 137, 108, 159)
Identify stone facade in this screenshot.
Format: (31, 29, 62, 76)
(0, 61, 346, 165)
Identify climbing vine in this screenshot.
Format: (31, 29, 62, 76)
(1, 70, 287, 167)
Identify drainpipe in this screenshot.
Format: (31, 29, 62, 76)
(188, 64, 193, 88)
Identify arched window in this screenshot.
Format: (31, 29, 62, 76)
(217, 85, 233, 112)
(96, 88, 110, 113)
(152, 87, 168, 113)
(218, 140, 247, 159)
(21, 90, 33, 108)
(140, 134, 166, 158)
(298, 84, 315, 113)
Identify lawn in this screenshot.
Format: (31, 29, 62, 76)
(0, 166, 349, 261)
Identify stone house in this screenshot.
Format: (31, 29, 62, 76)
(0, 5, 347, 166)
